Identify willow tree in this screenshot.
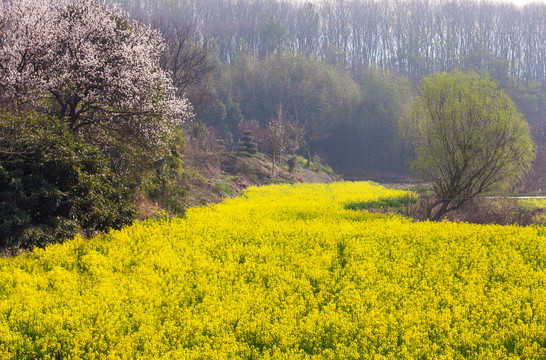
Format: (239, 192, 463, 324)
(407, 70, 535, 220)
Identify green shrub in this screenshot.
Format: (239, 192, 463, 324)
(287, 156, 297, 173)
(0, 112, 136, 249)
(142, 133, 188, 216)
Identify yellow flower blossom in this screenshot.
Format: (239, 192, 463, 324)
(0, 182, 545, 358)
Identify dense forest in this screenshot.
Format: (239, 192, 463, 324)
(114, 0, 546, 181)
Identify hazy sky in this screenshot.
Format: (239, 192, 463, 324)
(502, 0, 546, 6)
(296, 0, 546, 7)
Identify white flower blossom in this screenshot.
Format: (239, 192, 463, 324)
(0, 0, 193, 153)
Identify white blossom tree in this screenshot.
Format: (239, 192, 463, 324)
(0, 0, 193, 176)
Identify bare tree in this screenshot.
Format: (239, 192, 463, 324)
(261, 105, 288, 175)
(152, 16, 213, 111)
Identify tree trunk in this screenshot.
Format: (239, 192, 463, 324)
(306, 143, 311, 168)
(430, 200, 450, 221)
(428, 198, 468, 221)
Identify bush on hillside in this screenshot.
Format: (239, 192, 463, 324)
(0, 112, 136, 249)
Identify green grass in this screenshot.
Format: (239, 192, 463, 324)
(265, 177, 288, 185)
(296, 156, 308, 167)
(214, 179, 234, 196)
(344, 193, 418, 215)
(319, 165, 335, 176)
(517, 197, 546, 212)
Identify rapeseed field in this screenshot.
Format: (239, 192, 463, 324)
(0, 181, 545, 359)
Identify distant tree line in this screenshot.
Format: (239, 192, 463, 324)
(119, 0, 546, 85)
(117, 0, 546, 183)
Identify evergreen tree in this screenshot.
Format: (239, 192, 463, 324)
(237, 130, 258, 156)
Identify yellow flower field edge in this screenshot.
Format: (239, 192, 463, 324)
(1, 181, 545, 359)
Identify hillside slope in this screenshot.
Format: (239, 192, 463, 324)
(180, 150, 340, 208)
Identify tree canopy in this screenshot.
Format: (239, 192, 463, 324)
(114, 0, 546, 182)
(0, 0, 192, 180)
(116, 0, 546, 85)
(407, 70, 535, 220)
